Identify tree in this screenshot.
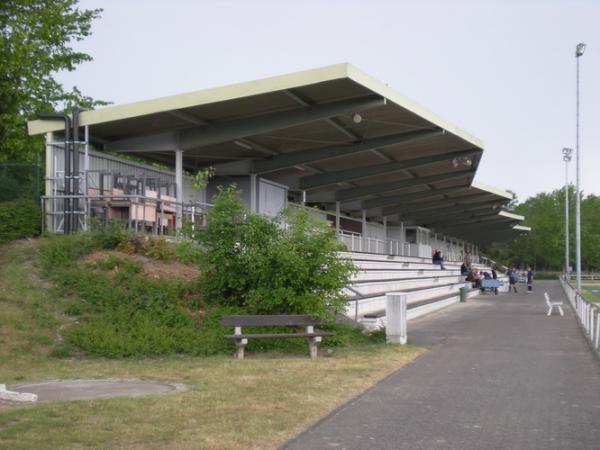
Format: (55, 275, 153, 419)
(484, 186, 600, 271)
(0, 0, 105, 163)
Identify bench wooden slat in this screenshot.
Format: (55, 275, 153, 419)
(221, 314, 322, 327)
(225, 332, 334, 340)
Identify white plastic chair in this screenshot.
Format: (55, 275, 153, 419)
(544, 292, 564, 316)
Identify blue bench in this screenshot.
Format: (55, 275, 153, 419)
(481, 279, 503, 294)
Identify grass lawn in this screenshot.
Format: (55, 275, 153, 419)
(581, 282, 600, 303)
(0, 240, 424, 449)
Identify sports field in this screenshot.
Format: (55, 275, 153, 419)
(581, 282, 600, 303)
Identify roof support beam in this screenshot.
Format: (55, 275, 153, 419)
(361, 186, 468, 209)
(105, 95, 384, 153)
(434, 218, 519, 234)
(418, 210, 504, 227)
(168, 110, 209, 126)
(382, 197, 502, 217)
(179, 95, 385, 150)
(254, 128, 442, 174)
(335, 169, 472, 202)
(299, 148, 481, 190)
(105, 132, 178, 153)
(284, 89, 361, 141)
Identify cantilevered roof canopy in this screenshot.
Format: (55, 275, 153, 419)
(28, 63, 526, 242)
(368, 180, 526, 244)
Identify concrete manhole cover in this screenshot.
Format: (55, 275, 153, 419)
(7, 379, 187, 402)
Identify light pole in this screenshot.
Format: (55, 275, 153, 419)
(562, 148, 572, 274)
(575, 43, 586, 292)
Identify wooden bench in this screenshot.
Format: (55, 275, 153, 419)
(221, 315, 334, 360)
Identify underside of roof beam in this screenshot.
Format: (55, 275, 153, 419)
(180, 95, 385, 150)
(106, 95, 385, 153)
(361, 186, 468, 209)
(420, 210, 506, 227)
(299, 148, 481, 190)
(435, 219, 519, 234)
(381, 196, 502, 217)
(253, 128, 443, 174)
(335, 169, 472, 202)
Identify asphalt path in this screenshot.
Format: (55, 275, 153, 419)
(282, 281, 600, 450)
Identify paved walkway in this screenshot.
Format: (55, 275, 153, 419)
(283, 281, 600, 450)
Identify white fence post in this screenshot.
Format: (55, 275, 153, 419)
(595, 310, 600, 350)
(386, 293, 407, 345)
(590, 308, 596, 343)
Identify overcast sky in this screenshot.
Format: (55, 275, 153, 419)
(57, 0, 600, 202)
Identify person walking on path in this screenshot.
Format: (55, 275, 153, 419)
(526, 267, 534, 293)
(507, 267, 518, 293)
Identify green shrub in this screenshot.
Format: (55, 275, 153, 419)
(175, 240, 203, 265)
(197, 186, 356, 321)
(38, 234, 230, 357)
(0, 199, 40, 243)
(88, 219, 129, 249)
(39, 234, 94, 271)
(87, 254, 142, 275)
(144, 237, 176, 261)
(533, 272, 560, 280)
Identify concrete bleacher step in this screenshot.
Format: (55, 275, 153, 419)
(358, 289, 481, 330)
(345, 281, 468, 318)
(339, 252, 458, 265)
(347, 260, 462, 271)
(345, 275, 464, 297)
(352, 269, 461, 282)
(340, 250, 499, 329)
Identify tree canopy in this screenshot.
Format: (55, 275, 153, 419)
(0, 0, 104, 163)
(485, 187, 600, 271)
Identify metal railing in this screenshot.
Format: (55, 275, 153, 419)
(338, 230, 409, 256)
(41, 193, 212, 236)
(560, 275, 600, 352)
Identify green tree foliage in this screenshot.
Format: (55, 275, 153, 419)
(0, 0, 104, 163)
(198, 186, 356, 320)
(485, 186, 600, 271)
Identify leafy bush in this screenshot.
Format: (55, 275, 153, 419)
(0, 199, 40, 243)
(144, 237, 176, 261)
(175, 240, 203, 265)
(39, 237, 234, 357)
(533, 272, 560, 280)
(88, 219, 129, 249)
(39, 234, 94, 270)
(197, 186, 356, 321)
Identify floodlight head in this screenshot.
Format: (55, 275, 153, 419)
(451, 156, 472, 168)
(563, 154, 572, 162)
(576, 43, 586, 57)
(562, 147, 573, 156)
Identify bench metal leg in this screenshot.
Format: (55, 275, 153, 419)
(309, 336, 322, 359)
(235, 338, 248, 360)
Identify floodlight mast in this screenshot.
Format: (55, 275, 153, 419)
(575, 43, 585, 292)
(562, 148, 572, 274)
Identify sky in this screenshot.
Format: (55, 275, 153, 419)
(56, 0, 600, 203)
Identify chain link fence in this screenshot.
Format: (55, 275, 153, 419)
(0, 163, 41, 243)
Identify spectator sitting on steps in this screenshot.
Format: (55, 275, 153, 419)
(432, 249, 446, 270)
(460, 263, 469, 276)
(466, 268, 481, 289)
